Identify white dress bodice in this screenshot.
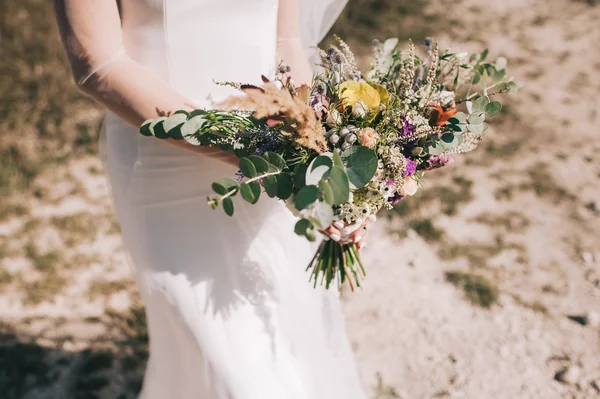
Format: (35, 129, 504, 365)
(119, 0, 278, 106)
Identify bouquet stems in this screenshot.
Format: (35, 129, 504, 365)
(307, 240, 366, 291)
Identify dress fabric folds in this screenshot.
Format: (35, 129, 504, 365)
(100, 1, 365, 397)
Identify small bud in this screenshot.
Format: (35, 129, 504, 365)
(345, 134, 357, 144)
(327, 47, 336, 56)
(340, 127, 350, 137)
(424, 37, 433, 47)
(372, 39, 380, 47)
(329, 134, 340, 144)
(341, 142, 351, 150)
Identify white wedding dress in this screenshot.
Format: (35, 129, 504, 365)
(58, 0, 366, 398)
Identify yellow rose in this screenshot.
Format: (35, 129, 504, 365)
(339, 82, 381, 113)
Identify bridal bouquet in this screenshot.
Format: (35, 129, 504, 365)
(140, 37, 518, 290)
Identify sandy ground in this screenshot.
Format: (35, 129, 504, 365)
(1, 0, 599, 398)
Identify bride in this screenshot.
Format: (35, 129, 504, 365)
(53, 0, 367, 397)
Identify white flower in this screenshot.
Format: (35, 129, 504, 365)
(439, 90, 455, 108)
(327, 108, 342, 125)
(400, 176, 419, 196)
(352, 101, 368, 119)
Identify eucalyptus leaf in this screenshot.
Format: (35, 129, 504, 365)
(341, 146, 378, 189)
(495, 56, 507, 71)
(466, 101, 474, 114)
(181, 115, 207, 138)
(163, 113, 188, 133)
(276, 173, 293, 200)
(295, 185, 319, 210)
(472, 96, 490, 113)
(332, 150, 344, 168)
(294, 164, 308, 188)
(262, 152, 286, 172)
(308, 155, 333, 173)
(239, 158, 257, 179)
(294, 218, 311, 236)
(264, 175, 278, 197)
(327, 166, 350, 205)
(441, 133, 455, 143)
(248, 155, 269, 174)
(222, 197, 234, 216)
(149, 117, 167, 137)
(240, 182, 261, 203)
(212, 182, 228, 196)
(485, 101, 502, 117)
(468, 112, 485, 125)
(467, 123, 486, 134)
(140, 119, 153, 136)
(318, 180, 335, 205)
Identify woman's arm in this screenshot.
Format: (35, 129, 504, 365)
(276, 0, 313, 85)
(53, 0, 238, 164)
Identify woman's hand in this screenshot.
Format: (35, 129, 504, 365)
(320, 219, 370, 250)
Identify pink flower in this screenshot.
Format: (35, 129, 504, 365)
(358, 127, 379, 148)
(426, 155, 454, 170)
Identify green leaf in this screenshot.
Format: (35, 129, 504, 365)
(305, 228, 317, 242)
(149, 117, 167, 138)
(294, 219, 311, 236)
(163, 113, 188, 134)
(248, 155, 269, 174)
(181, 115, 207, 138)
(468, 123, 486, 134)
(472, 96, 490, 114)
(318, 180, 334, 205)
(294, 164, 308, 188)
(472, 72, 481, 85)
(495, 56, 507, 71)
(341, 146, 378, 189)
(468, 112, 485, 125)
(239, 158, 257, 178)
(212, 178, 238, 196)
(332, 150, 344, 168)
(240, 181, 261, 203)
(309, 155, 333, 172)
(240, 183, 255, 203)
(480, 49, 489, 61)
(295, 185, 319, 210)
(264, 175, 278, 197)
(140, 119, 153, 136)
(441, 133, 455, 143)
(276, 173, 293, 200)
(222, 197, 234, 216)
(327, 166, 350, 205)
(262, 152, 286, 172)
(485, 101, 502, 117)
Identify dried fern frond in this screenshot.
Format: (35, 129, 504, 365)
(217, 84, 327, 153)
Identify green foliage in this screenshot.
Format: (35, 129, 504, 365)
(341, 146, 378, 189)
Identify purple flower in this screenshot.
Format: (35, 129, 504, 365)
(403, 159, 418, 177)
(426, 155, 454, 170)
(400, 116, 415, 137)
(234, 170, 244, 182)
(389, 193, 404, 205)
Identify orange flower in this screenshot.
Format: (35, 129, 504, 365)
(433, 105, 457, 127)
